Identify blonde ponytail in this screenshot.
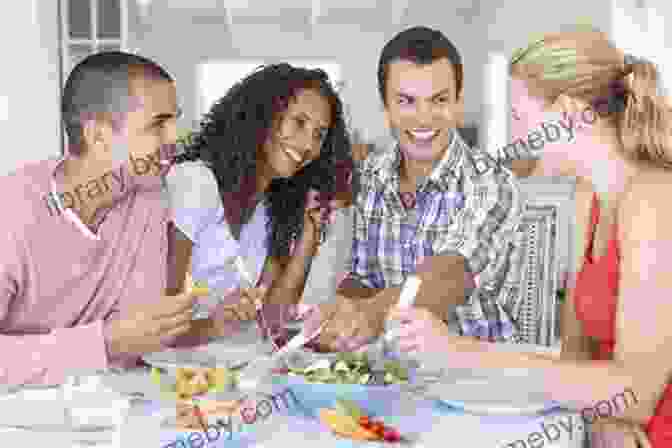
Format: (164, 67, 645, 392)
(619, 58, 672, 168)
(511, 27, 672, 171)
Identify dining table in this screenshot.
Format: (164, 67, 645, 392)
(0, 358, 587, 448)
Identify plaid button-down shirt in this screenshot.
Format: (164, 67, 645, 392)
(346, 130, 526, 342)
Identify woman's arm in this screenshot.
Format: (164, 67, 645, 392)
(264, 225, 320, 306)
(441, 176, 672, 424)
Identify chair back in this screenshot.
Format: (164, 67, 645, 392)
(515, 176, 577, 347)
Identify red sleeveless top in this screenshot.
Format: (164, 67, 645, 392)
(573, 193, 672, 445)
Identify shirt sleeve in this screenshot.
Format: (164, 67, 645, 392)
(165, 161, 222, 243)
(0, 231, 109, 386)
(437, 165, 526, 342)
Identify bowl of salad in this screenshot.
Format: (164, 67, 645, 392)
(270, 351, 413, 417)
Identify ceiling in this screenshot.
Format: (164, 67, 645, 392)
(141, 0, 482, 30)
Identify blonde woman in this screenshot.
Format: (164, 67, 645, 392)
(388, 27, 672, 447)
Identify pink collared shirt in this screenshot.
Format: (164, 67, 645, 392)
(0, 156, 170, 386)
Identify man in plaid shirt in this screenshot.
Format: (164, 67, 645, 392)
(312, 26, 526, 351)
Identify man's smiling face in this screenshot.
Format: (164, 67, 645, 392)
(384, 58, 463, 163)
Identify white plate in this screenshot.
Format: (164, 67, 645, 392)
(421, 338, 561, 416)
(438, 399, 559, 416)
(142, 324, 268, 371)
(438, 396, 560, 416)
(427, 374, 559, 416)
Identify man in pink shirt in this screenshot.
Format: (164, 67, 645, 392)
(0, 51, 206, 387)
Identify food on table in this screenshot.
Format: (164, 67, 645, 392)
(190, 279, 210, 296)
(151, 367, 239, 400)
(175, 367, 238, 399)
(175, 398, 244, 429)
(319, 399, 403, 443)
(176, 368, 210, 398)
(335, 398, 364, 420)
(319, 409, 379, 441)
(285, 352, 409, 385)
(191, 286, 210, 296)
(168, 367, 244, 429)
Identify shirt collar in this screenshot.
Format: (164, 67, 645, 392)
(48, 155, 101, 240)
(47, 155, 68, 214)
(370, 128, 466, 191)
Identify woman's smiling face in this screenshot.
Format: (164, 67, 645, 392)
(260, 88, 332, 179)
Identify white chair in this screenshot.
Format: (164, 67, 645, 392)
(515, 176, 577, 347)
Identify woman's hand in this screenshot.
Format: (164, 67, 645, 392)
(300, 189, 336, 249)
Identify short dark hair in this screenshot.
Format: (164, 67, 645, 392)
(61, 51, 173, 155)
(377, 26, 463, 105)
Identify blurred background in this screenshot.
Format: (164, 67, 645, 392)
(0, 0, 670, 174)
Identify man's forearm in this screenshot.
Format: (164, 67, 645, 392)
(413, 254, 468, 318)
(341, 254, 468, 320)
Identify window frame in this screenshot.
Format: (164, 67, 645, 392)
(60, 0, 128, 83)
(59, 0, 127, 153)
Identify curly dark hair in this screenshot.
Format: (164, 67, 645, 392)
(177, 63, 352, 257)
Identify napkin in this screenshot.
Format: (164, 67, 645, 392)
(0, 387, 69, 428)
(0, 379, 130, 431)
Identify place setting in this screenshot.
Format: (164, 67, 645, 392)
(131, 260, 566, 446)
(136, 268, 432, 445)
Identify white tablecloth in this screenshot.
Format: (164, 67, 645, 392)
(0, 368, 586, 448)
(112, 370, 585, 448)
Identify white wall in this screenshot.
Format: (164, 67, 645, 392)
(611, 0, 672, 98)
(0, 1, 61, 174)
(127, 0, 614, 145)
(0, 1, 652, 173)
(127, 4, 393, 142)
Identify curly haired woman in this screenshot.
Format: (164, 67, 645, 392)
(165, 63, 356, 346)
